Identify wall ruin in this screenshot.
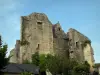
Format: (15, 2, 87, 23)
(9, 13, 94, 71)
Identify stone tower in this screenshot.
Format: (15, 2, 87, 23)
(68, 28, 94, 72)
(53, 22, 69, 58)
(20, 13, 54, 63)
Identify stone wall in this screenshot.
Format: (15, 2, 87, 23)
(9, 12, 94, 70)
(68, 28, 91, 62)
(9, 40, 20, 63)
(53, 22, 69, 58)
(20, 13, 54, 63)
(84, 43, 95, 72)
(15, 40, 20, 63)
(67, 28, 94, 72)
(9, 49, 17, 63)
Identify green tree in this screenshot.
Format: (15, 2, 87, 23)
(31, 53, 90, 75)
(46, 54, 63, 75)
(20, 72, 33, 75)
(39, 54, 47, 72)
(0, 36, 10, 74)
(23, 59, 31, 64)
(73, 61, 90, 75)
(31, 52, 39, 66)
(62, 58, 78, 75)
(39, 54, 47, 75)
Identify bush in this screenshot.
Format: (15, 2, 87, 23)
(20, 72, 33, 75)
(30, 53, 90, 75)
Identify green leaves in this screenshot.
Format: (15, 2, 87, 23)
(23, 59, 31, 64)
(73, 61, 90, 75)
(30, 52, 90, 75)
(31, 52, 39, 66)
(21, 72, 33, 75)
(39, 54, 47, 72)
(46, 54, 63, 74)
(0, 36, 10, 75)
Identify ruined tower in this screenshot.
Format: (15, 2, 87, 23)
(68, 28, 94, 72)
(53, 22, 69, 58)
(20, 13, 54, 62)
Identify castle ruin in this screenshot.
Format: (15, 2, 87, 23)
(9, 12, 94, 72)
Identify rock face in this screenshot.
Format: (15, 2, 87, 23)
(9, 12, 94, 71)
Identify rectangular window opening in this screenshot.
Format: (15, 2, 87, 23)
(37, 21, 43, 24)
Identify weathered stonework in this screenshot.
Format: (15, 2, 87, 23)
(20, 13, 54, 63)
(9, 40, 20, 63)
(67, 28, 94, 72)
(9, 49, 17, 63)
(9, 12, 94, 72)
(53, 23, 69, 58)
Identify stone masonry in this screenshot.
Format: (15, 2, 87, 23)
(68, 28, 95, 72)
(20, 13, 54, 62)
(9, 12, 94, 71)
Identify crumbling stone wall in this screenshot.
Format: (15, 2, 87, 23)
(67, 28, 94, 72)
(53, 22, 69, 58)
(9, 49, 17, 63)
(9, 13, 94, 70)
(84, 43, 95, 72)
(15, 40, 20, 63)
(20, 13, 54, 63)
(68, 28, 90, 62)
(9, 40, 20, 63)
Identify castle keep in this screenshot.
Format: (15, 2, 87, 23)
(9, 12, 94, 72)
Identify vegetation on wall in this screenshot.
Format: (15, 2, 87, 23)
(20, 40, 29, 46)
(21, 18, 30, 46)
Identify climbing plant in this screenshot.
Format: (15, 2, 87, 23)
(20, 40, 29, 46)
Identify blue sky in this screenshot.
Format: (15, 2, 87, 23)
(0, 0, 100, 63)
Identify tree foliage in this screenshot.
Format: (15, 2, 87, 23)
(23, 59, 31, 64)
(20, 72, 33, 75)
(39, 54, 47, 72)
(0, 36, 10, 74)
(31, 52, 39, 66)
(31, 52, 90, 75)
